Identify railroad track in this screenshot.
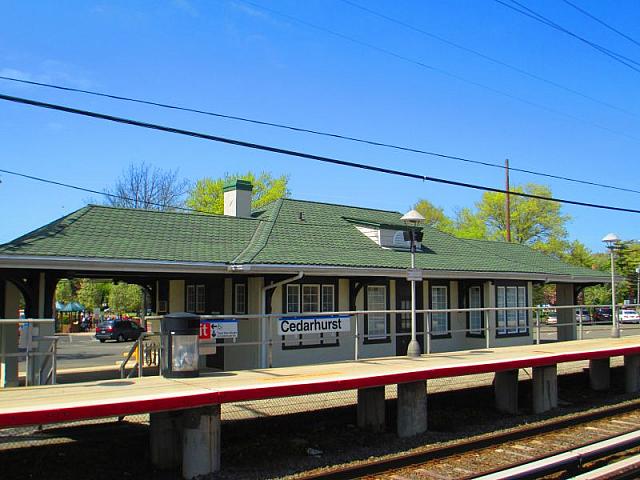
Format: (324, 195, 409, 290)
(299, 401, 640, 480)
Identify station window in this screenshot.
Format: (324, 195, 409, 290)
(366, 285, 387, 339)
(468, 285, 483, 335)
(234, 283, 246, 314)
(283, 282, 338, 349)
(186, 284, 206, 314)
(496, 284, 529, 336)
(430, 285, 449, 336)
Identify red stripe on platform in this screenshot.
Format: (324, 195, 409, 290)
(2, 344, 639, 428)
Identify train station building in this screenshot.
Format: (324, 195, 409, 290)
(0, 180, 609, 382)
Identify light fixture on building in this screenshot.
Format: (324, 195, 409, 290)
(401, 209, 425, 357)
(602, 233, 620, 338)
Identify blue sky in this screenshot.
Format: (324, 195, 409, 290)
(0, 0, 638, 251)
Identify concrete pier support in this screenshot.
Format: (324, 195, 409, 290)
(624, 355, 640, 393)
(589, 358, 610, 391)
(532, 365, 557, 414)
(182, 405, 221, 480)
(397, 381, 427, 437)
(357, 386, 385, 432)
(494, 370, 519, 414)
(150, 411, 183, 470)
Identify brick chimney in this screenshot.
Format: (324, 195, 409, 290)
(223, 179, 253, 217)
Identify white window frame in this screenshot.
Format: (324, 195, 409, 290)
(286, 284, 300, 313)
(186, 284, 196, 313)
(496, 284, 528, 336)
(234, 283, 246, 314)
(321, 285, 334, 312)
(302, 284, 320, 313)
(431, 285, 449, 336)
(367, 285, 387, 339)
(195, 285, 206, 314)
(517, 286, 528, 333)
(469, 286, 482, 334)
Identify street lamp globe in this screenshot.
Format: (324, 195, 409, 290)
(602, 233, 620, 338)
(401, 209, 426, 226)
(402, 209, 425, 357)
(602, 232, 620, 246)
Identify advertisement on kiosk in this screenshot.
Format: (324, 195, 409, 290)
(199, 319, 239, 355)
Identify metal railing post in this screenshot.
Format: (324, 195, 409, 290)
(51, 339, 57, 385)
(426, 312, 431, 355)
(535, 309, 541, 345)
(137, 336, 143, 378)
(354, 314, 359, 361)
(484, 310, 490, 349)
(578, 309, 583, 341)
(267, 316, 273, 368)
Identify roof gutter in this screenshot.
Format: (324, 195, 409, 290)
(260, 271, 304, 368)
(0, 255, 229, 274)
(0, 256, 612, 284)
(231, 263, 612, 284)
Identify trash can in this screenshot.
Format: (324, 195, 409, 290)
(160, 312, 200, 378)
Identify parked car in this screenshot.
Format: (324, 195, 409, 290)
(619, 309, 640, 324)
(593, 307, 612, 324)
(575, 308, 591, 323)
(95, 320, 144, 343)
(545, 311, 558, 324)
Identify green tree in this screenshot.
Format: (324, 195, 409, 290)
(453, 207, 488, 239)
(186, 171, 289, 214)
(413, 199, 454, 232)
(471, 184, 570, 246)
(55, 279, 75, 304)
(77, 279, 109, 311)
(108, 283, 143, 313)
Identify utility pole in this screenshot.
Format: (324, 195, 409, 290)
(505, 159, 511, 242)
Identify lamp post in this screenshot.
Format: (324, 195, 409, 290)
(636, 267, 640, 307)
(602, 233, 620, 338)
(401, 209, 425, 357)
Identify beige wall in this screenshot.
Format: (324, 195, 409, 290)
(168, 280, 185, 313)
(1, 281, 21, 387)
(224, 277, 261, 370)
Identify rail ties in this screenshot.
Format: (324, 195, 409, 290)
(301, 402, 640, 480)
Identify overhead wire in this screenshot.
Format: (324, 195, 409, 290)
(233, 0, 640, 144)
(339, 0, 637, 118)
(493, 0, 640, 73)
(561, 0, 640, 49)
(1, 75, 639, 195)
(0, 75, 640, 194)
(1, 92, 639, 215)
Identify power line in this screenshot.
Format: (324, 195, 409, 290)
(2, 76, 639, 196)
(236, 0, 640, 144)
(1, 92, 639, 215)
(561, 0, 640, 49)
(339, 0, 637, 118)
(493, 0, 640, 73)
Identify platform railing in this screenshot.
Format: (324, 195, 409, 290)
(137, 303, 639, 373)
(0, 318, 58, 386)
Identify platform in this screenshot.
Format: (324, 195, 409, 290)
(2, 337, 640, 429)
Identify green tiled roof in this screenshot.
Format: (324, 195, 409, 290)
(0, 206, 258, 263)
(0, 200, 607, 280)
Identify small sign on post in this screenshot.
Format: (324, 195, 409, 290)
(407, 268, 423, 282)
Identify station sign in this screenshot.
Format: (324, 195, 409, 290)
(199, 319, 239, 340)
(406, 268, 423, 282)
(278, 314, 351, 336)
